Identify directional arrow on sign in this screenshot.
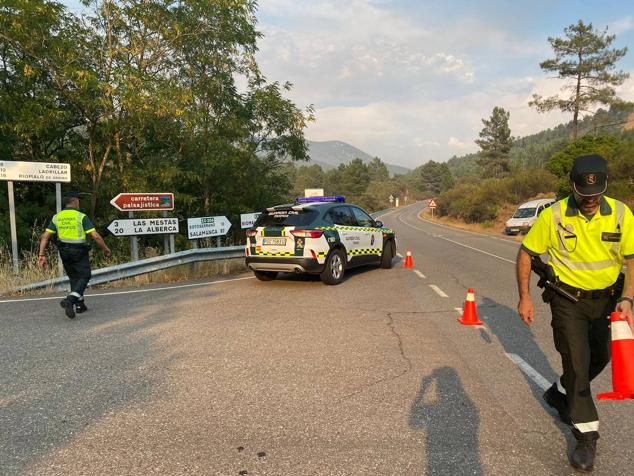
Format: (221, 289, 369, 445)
(110, 193, 174, 212)
(107, 217, 179, 237)
(187, 216, 232, 239)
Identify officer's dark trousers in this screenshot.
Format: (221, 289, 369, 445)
(550, 293, 614, 436)
(59, 246, 91, 302)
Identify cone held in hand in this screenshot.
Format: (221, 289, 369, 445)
(598, 312, 634, 401)
(459, 288, 483, 326)
(403, 250, 414, 268)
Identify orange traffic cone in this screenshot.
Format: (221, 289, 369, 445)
(598, 312, 634, 400)
(403, 250, 414, 268)
(458, 288, 483, 325)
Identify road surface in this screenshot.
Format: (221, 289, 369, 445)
(1, 203, 632, 475)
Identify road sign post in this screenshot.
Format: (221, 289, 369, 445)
(129, 211, 139, 261)
(110, 193, 175, 258)
(7, 181, 18, 274)
(162, 210, 170, 255)
(55, 183, 63, 277)
(1, 160, 71, 274)
(428, 198, 437, 219)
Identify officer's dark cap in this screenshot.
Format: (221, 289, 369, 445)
(570, 154, 608, 196)
(63, 191, 82, 200)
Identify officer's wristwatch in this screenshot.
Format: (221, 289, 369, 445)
(617, 296, 634, 306)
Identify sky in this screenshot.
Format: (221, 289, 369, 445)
(63, 0, 634, 169)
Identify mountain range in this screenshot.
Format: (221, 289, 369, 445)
(305, 140, 410, 176)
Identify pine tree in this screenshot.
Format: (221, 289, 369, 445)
(530, 20, 629, 140)
(475, 107, 513, 177)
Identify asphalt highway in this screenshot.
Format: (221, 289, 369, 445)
(1, 203, 632, 475)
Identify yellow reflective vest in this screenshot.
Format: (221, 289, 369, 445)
(522, 195, 634, 290)
(46, 209, 96, 245)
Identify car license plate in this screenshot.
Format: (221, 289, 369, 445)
(263, 237, 286, 246)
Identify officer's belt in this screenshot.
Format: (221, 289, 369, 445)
(558, 281, 620, 300)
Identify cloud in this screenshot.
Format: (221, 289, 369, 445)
(254, 0, 634, 168)
(414, 138, 441, 147)
(256, 1, 475, 106)
(610, 16, 634, 35)
(448, 136, 472, 150)
(303, 75, 575, 168)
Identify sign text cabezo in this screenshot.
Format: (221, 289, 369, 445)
(0, 160, 71, 183)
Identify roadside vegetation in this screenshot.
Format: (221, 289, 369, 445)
(0, 0, 312, 287)
(1, 8, 633, 291)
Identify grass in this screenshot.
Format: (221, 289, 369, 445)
(0, 242, 248, 296)
(0, 248, 60, 295)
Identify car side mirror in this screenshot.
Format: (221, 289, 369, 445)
(374, 220, 383, 228)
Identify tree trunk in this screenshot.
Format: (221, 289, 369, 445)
(88, 140, 112, 219)
(572, 57, 582, 141)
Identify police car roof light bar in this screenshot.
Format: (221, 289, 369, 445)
(296, 195, 345, 204)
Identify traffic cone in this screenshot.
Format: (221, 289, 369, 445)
(598, 312, 634, 400)
(458, 288, 483, 325)
(403, 250, 414, 268)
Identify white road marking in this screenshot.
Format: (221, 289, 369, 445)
(505, 353, 551, 391)
(0, 276, 255, 305)
(429, 284, 448, 297)
(413, 270, 426, 279)
(396, 253, 403, 258)
(417, 209, 520, 245)
(397, 213, 515, 264)
(454, 307, 463, 314)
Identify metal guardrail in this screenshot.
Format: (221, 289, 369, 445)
(8, 207, 399, 294)
(11, 246, 245, 294)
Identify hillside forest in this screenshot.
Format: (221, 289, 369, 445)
(1, 3, 634, 266)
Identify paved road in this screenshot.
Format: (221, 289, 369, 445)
(1, 203, 632, 475)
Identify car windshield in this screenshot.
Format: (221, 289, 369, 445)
(255, 209, 318, 227)
(513, 207, 537, 219)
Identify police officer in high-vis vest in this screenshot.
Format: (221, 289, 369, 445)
(516, 154, 634, 472)
(38, 192, 111, 319)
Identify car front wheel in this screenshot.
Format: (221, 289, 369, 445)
(320, 249, 345, 285)
(380, 240, 395, 269)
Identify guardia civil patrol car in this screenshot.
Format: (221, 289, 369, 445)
(245, 196, 397, 284)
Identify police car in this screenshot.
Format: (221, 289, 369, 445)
(245, 196, 397, 284)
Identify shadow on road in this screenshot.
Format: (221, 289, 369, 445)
(478, 297, 575, 450)
(409, 367, 483, 475)
(0, 289, 196, 474)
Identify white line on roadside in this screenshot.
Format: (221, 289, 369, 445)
(0, 276, 256, 305)
(417, 209, 521, 245)
(414, 270, 426, 279)
(429, 284, 448, 297)
(396, 253, 403, 258)
(397, 214, 515, 264)
(505, 353, 550, 391)
(454, 307, 462, 314)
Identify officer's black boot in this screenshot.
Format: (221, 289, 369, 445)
(571, 430, 598, 473)
(60, 296, 77, 319)
(544, 382, 571, 425)
(75, 300, 88, 314)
